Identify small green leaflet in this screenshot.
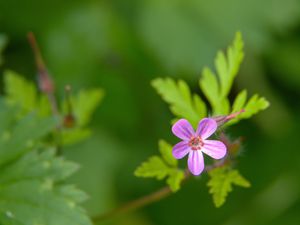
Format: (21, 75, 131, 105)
(134, 140, 185, 192)
(207, 166, 250, 208)
(152, 78, 206, 128)
(4, 70, 48, 115)
(134, 156, 170, 180)
(228, 90, 270, 125)
(158, 139, 177, 167)
(0, 102, 92, 225)
(153, 32, 269, 126)
(61, 88, 104, 145)
(62, 89, 104, 127)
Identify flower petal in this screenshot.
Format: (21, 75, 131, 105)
(172, 141, 190, 159)
(195, 118, 217, 139)
(188, 150, 204, 176)
(172, 119, 195, 140)
(202, 140, 227, 159)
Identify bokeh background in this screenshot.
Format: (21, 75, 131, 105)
(1, 0, 300, 224)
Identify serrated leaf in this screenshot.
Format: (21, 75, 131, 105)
(232, 89, 247, 113)
(135, 141, 184, 192)
(152, 77, 206, 127)
(207, 167, 250, 208)
(0, 103, 92, 225)
(166, 169, 185, 192)
(242, 95, 270, 119)
(199, 68, 220, 112)
(4, 70, 38, 112)
(158, 139, 177, 167)
(200, 32, 244, 115)
(0, 104, 59, 167)
(134, 156, 169, 180)
(3, 70, 51, 116)
(229, 92, 270, 125)
(217, 32, 244, 98)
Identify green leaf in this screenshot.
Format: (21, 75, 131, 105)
(242, 94, 270, 119)
(0, 102, 92, 225)
(158, 139, 177, 167)
(0, 108, 58, 166)
(61, 128, 92, 146)
(199, 68, 220, 113)
(4, 70, 38, 113)
(134, 156, 169, 180)
(154, 32, 269, 125)
(135, 140, 184, 192)
(166, 169, 185, 192)
(152, 77, 206, 127)
(229, 91, 270, 125)
(66, 89, 104, 127)
(3, 70, 51, 116)
(232, 89, 247, 113)
(216, 32, 244, 98)
(207, 167, 251, 208)
(199, 32, 244, 115)
(60, 89, 104, 146)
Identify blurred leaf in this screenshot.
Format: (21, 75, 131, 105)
(166, 169, 185, 192)
(0, 102, 91, 225)
(152, 77, 206, 127)
(207, 166, 250, 207)
(65, 89, 104, 127)
(159, 139, 177, 167)
(4, 70, 38, 113)
(3, 70, 103, 146)
(61, 128, 91, 146)
(0, 106, 58, 166)
(0, 34, 7, 66)
(3, 70, 51, 116)
(60, 88, 104, 146)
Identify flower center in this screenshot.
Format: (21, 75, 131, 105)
(188, 136, 203, 150)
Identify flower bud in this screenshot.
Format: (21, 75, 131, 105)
(213, 109, 245, 126)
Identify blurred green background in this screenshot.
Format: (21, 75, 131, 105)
(1, 0, 300, 224)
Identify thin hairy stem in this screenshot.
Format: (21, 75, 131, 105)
(92, 162, 225, 223)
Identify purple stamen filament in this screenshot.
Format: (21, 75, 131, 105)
(189, 136, 204, 150)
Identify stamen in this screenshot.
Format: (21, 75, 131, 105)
(188, 136, 204, 151)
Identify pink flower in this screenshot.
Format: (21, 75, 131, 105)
(172, 118, 227, 176)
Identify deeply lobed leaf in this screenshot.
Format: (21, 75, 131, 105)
(135, 140, 185, 192)
(207, 166, 250, 207)
(0, 101, 92, 225)
(152, 77, 206, 127)
(134, 156, 169, 180)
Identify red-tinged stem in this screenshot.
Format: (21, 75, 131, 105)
(92, 163, 223, 223)
(27, 32, 58, 115)
(27, 32, 63, 155)
(92, 186, 172, 223)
